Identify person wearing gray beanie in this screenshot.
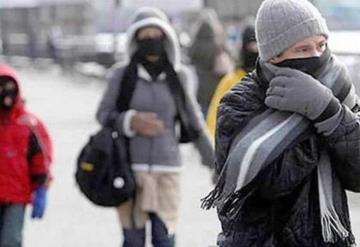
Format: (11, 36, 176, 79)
(255, 0, 329, 62)
(202, 0, 360, 246)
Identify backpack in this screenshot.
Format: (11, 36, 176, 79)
(75, 126, 135, 207)
(75, 65, 136, 207)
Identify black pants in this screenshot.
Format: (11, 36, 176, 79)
(122, 213, 175, 247)
(0, 203, 25, 247)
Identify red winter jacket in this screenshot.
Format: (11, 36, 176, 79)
(0, 65, 53, 204)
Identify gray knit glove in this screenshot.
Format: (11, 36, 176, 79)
(265, 66, 339, 120)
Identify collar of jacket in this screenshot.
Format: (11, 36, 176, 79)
(252, 60, 274, 92)
(137, 64, 166, 81)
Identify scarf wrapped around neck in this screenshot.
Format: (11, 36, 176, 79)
(202, 50, 358, 243)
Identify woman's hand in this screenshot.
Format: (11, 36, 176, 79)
(130, 112, 164, 136)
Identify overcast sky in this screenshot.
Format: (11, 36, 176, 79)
(0, 0, 202, 10)
(122, 0, 202, 10)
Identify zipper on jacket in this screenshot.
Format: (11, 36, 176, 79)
(148, 79, 157, 173)
(149, 136, 154, 173)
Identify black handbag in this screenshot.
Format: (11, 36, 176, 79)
(75, 64, 137, 207)
(75, 127, 135, 207)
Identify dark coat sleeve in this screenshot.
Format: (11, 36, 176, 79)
(26, 117, 53, 188)
(321, 105, 360, 192)
(216, 76, 319, 200)
(177, 67, 215, 168)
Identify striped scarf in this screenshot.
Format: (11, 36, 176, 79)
(202, 51, 358, 243)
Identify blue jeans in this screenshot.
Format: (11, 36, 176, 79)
(123, 213, 175, 247)
(0, 204, 25, 247)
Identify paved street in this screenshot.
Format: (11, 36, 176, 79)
(5, 64, 360, 246)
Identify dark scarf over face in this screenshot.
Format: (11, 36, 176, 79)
(0, 76, 18, 111)
(139, 55, 166, 81)
(275, 47, 331, 78)
(136, 37, 166, 80)
(256, 48, 336, 92)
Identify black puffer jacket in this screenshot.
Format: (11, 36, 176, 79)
(215, 65, 360, 246)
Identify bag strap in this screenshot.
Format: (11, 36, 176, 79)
(164, 59, 200, 143)
(116, 63, 138, 113)
(104, 62, 137, 129)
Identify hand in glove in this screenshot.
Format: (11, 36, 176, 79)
(265, 66, 340, 120)
(31, 186, 47, 219)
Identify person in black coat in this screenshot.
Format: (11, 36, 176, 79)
(202, 0, 360, 246)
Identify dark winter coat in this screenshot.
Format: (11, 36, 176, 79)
(189, 22, 223, 110)
(214, 64, 360, 246)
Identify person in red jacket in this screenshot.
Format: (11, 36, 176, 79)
(0, 64, 53, 247)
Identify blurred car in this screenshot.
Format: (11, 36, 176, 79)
(94, 32, 127, 68)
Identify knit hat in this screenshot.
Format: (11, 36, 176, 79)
(255, 0, 330, 61)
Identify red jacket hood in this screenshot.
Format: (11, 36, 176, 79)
(0, 64, 24, 116)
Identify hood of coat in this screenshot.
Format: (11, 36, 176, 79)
(0, 64, 25, 117)
(125, 7, 181, 70)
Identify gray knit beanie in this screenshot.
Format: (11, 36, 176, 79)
(255, 0, 330, 61)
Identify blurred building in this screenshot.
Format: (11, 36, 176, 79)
(0, 0, 203, 67)
(204, 0, 263, 21)
(0, 0, 94, 59)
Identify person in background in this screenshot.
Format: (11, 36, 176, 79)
(97, 7, 214, 247)
(203, 0, 360, 246)
(206, 25, 258, 138)
(0, 64, 53, 247)
(46, 26, 63, 66)
(189, 9, 234, 115)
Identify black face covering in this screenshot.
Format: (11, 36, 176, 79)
(242, 50, 258, 72)
(276, 47, 331, 77)
(0, 78, 18, 111)
(140, 55, 166, 80)
(136, 37, 165, 58)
